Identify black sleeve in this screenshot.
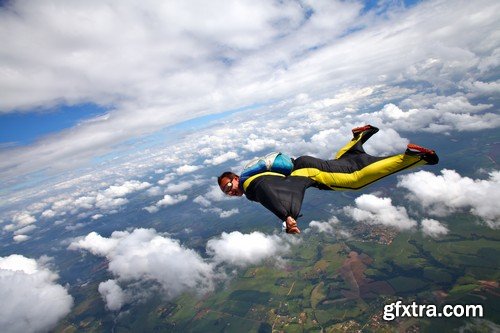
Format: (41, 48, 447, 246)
(245, 175, 314, 221)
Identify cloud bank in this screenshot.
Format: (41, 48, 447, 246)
(0, 255, 73, 333)
(98, 279, 128, 312)
(398, 169, 500, 228)
(343, 194, 417, 230)
(144, 194, 188, 213)
(307, 216, 349, 236)
(421, 218, 449, 238)
(69, 229, 214, 300)
(69, 228, 291, 311)
(206, 231, 289, 267)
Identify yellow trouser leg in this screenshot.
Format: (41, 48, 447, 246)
(291, 154, 426, 190)
(335, 132, 366, 159)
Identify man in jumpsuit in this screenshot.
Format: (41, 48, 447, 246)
(218, 125, 438, 234)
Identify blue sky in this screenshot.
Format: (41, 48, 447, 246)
(0, 103, 108, 146)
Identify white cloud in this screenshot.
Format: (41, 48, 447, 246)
(175, 165, 200, 175)
(103, 180, 151, 198)
(343, 194, 417, 230)
(69, 229, 214, 309)
(361, 96, 499, 134)
(363, 127, 409, 156)
(3, 224, 17, 232)
(463, 80, 500, 95)
(164, 180, 198, 194)
(206, 231, 289, 267)
(143, 206, 159, 214)
(98, 279, 127, 312)
(94, 195, 128, 211)
(65, 223, 85, 231)
(5, 179, 152, 233)
(308, 216, 340, 235)
(243, 137, 278, 153)
(73, 196, 96, 210)
(398, 169, 500, 228)
(13, 225, 36, 235)
(13, 234, 30, 243)
(156, 194, 188, 207)
(0, 255, 73, 333)
(69, 231, 120, 256)
(4, 212, 37, 234)
(219, 208, 239, 219)
(204, 185, 232, 202)
(198, 207, 240, 219)
(193, 195, 212, 208)
(203, 151, 239, 165)
(41, 209, 56, 219)
(308, 221, 334, 234)
(68, 180, 149, 215)
(68, 228, 297, 314)
(146, 186, 162, 197)
(158, 174, 175, 186)
(12, 211, 35, 227)
(421, 218, 449, 238)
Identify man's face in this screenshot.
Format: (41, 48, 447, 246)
(219, 176, 244, 197)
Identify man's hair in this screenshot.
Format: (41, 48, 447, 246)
(217, 171, 238, 186)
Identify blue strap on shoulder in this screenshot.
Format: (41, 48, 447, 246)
(239, 152, 294, 190)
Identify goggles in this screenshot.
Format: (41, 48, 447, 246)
(223, 180, 234, 194)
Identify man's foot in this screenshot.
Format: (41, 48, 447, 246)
(406, 144, 439, 165)
(352, 124, 379, 139)
(285, 217, 301, 234)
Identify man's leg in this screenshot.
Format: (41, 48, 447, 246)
(335, 125, 379, 159)
(291, 125, 438, 190)
(319, 150, 434, 190)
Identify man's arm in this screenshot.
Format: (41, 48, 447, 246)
(247, 175, 314, 221)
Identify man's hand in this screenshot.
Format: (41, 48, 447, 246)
(285, 216, 300, 234)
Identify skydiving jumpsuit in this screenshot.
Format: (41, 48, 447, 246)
(241, 126, 438, 221)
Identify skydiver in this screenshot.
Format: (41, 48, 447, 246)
(218, 125, 438, 234)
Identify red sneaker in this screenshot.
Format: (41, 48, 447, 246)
(407, 144, 435, 155)
(351, 125, 379, 141)
(406, 144, 439, 165)
(352, 124, 374, 136)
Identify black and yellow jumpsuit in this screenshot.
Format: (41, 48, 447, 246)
(242, 126, 438, 221)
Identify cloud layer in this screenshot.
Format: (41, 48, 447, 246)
(0, 0, 498, 184)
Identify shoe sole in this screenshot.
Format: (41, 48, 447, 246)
(406, 144, 439, 165)
(352, 125, 374, 135)
(407, 143, 435, 155)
